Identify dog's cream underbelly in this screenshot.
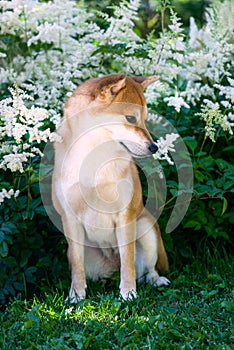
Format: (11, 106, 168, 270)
(82, 210, 121, 280)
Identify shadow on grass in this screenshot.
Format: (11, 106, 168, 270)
(1, 251, 233, 349)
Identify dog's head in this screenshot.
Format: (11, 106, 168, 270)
(65, 74, 159, 158)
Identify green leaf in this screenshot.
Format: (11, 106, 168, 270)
(20, 250, 32, 267)
(194, 331, 203, 339)
(0, 230, 5, 243)
(221, 197, 228, 216)
(224, 181, 233, 190)
(168, 328, 184, 339)
(0, 241, 8, 257)
(24, 319, 34, 329)
(1, 222, 17, 233)
(183, 136, 198, 153)
(183, 220, 201, 230)
(195, 169, 205, 182)
(221, 301, 234, 313)
(162, 232, 174, 253)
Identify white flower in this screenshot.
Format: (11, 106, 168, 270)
(227, 77, 234, 87)
(49, 132, 63, 143)
(164, 92, 190, 112)
(14, 190, 20, 198)
(104, 1, 141, 45)
(221, 100, 231, 108)
(203, 99, 219, 109)
(189, 17, 212, 50)
(196, 104, 234, 141)
(0, 188, 20, 205)
(227, 112, 234, 121)
(153, 133, 179, 165)
(0, 0, 233, 179)
(168, 11, 184, 34)
(12, 123, 28, 143)
(28, 22, 66, 46)
(214, 82, 234, 103)
(144, 81, 165, 104)
(0, 86, 60, 173)
(1, 153, 26, 172)
(223, 115, 234, 135)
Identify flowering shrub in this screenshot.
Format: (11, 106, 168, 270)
(0, 88, 60, 172)
(0, 0, 233, 303)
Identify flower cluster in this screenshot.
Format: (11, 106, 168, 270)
(104, 0, 140, 45)
(196, 105, 233, 142)
(0, 0, 104, 111)
(1, 0, 233, 128)
(0, 87, 60, 175)
(0, 0, 233, 206)
(0, 188, 20, 204)
(153, 133, 179, 165)
(164, 92, 190, 113)
(124, 2, 233, 142)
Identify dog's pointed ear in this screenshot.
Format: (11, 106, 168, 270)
(97, 75, 126, 101)
(132, 76, 160, 89)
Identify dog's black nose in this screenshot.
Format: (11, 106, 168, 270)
(148, 143, 158, 154)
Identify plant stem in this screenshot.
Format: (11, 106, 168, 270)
(209, 126, 221, 155)
(195, 134, 207, 169)
(26, 168, 32, 221)
(156, 0, 167, 65)
(161, 0, 166, 36)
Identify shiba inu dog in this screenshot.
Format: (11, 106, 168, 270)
(52, 74, 170, 301)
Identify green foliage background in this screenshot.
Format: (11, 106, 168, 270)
(0, 0, 233, 304)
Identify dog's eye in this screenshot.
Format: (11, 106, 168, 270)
(125, 115, 137, 124)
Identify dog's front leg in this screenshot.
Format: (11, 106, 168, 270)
(116, 221, 137, 300)
(62, 215, 86, 302)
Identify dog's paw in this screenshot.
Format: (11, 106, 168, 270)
(66, 288, 86, 303)
(120, 288, 137, 301)
(155, 276, 171, 287)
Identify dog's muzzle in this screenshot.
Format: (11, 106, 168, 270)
(148, 143, 158, 154)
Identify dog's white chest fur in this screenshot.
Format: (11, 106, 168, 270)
(59, 140, 135, 248)
(83, 212, 117, 248)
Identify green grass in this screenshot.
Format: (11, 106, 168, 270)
(1, 252, 234, 350)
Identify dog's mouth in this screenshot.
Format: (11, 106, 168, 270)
(119, 141, 152, 158)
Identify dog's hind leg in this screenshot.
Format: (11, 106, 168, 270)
(136, 215, 170, 287)
(62, 214, 87, 302)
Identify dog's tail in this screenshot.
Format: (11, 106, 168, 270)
(155, 222, 169, 273)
